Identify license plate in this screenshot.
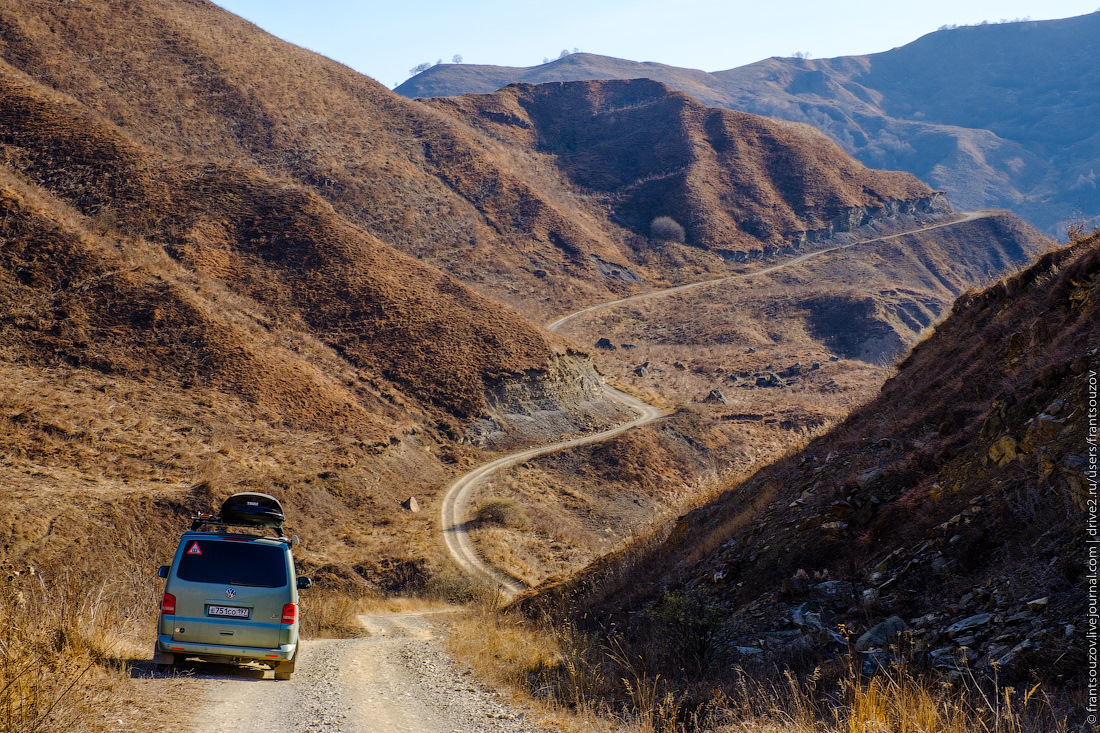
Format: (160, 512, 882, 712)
(207, 605, 250, 619)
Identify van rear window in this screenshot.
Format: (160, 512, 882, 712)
(176, 540, 288, 587)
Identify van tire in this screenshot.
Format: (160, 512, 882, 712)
(274, 657, 295, 680)
(152, 647, 175, 670)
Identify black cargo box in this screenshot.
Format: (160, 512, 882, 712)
(219, 492, 285, 530)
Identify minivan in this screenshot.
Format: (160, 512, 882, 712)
(153, 493, 310, 680)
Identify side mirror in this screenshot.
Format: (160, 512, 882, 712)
(157, 565, 170, 579)
(296, 577, 312, 590)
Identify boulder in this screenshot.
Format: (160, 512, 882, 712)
(1026, 597, 1049, 612)
(856, 468, 885, 490)
(595, 338, 616, 350)
(400, 497, 420, 513)
(855, 616, 908, 651)
(988, 435, 1018, 465)
(703, 389, 728, 404)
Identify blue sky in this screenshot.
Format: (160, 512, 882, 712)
(213, 1, 1099, 89)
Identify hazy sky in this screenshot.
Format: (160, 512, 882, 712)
(214, 1, 1099, 89)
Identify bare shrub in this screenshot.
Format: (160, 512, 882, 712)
(650, 216, 686, 243)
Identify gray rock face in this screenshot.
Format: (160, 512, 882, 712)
(472, 353, 628, 447)
(855, 616, 907, 651)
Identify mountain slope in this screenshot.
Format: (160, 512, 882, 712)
(431, 79, 943, 258)
(525, 229, 1098, 713)
(398, 13, 1100, 234)
(0, 0, 990, 322)
(0, 61, 566, 421)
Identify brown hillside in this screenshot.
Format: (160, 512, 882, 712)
(0, 61, 565, 419)
(0, 0, 652, 315)
(431, 79, 941, 256)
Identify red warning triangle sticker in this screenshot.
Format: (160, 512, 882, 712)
(187, 542, 202, 555)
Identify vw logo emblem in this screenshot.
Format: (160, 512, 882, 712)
(225, 588, 237, 599)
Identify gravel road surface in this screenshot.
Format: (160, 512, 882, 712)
(190, 612, 545, 733)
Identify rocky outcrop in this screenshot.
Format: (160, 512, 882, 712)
(717, 193, 953, 263)
(468, 353, 630, 446)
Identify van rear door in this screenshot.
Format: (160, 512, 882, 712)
(168, 538, 289, 649)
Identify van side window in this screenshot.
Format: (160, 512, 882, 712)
(176, 541, 288, 587)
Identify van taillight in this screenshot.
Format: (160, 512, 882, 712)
(161, 593, 176, 615)
(281, 602, 297, 624)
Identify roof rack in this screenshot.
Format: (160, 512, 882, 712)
(189, 513, 287, 538)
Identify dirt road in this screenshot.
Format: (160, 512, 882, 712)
(546, 211, 991, 332)
(187, 612, 542, 733)
(439, 386, 666, 598)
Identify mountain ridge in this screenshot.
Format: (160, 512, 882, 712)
(398, 12, 1100, 235)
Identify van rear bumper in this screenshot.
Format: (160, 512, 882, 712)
(157, 634, 296, 663)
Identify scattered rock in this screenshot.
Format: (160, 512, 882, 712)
(780, 362, 803, 378)
(1020, 412, 1066, 452)
(672, 361, 687, 371)
(400, 497, 420, 513)
(621, 343, 637, 349)
(988, 435, 1018, 465)
(704, 389, 728, 404)
(829, 500, 855, 519)
(945, 613, 993, 636)
(856, 468, 886, 490)
(855, 616, 908, 651)
(994, 639, 1033, 667)
(1026, 597, 1049, 612)
(595, 338, 616, 350)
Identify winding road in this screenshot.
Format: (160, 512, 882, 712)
(440, 386, 665, 597)
(440, 211, 989, 596)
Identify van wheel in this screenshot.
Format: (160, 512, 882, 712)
(152, 647, 175, 671)
(274, 657, 295, 680)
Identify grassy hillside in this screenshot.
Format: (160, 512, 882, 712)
(509, 229, 1098, 730)
(0, 1, 1072, 728)
(433, 79, 939, 259)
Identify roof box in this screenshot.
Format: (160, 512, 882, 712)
(219, 492, 285, 531)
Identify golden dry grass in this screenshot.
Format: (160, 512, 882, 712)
(446, 607, 1069, 733)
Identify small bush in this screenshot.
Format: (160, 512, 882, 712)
(472, 498, 529, 529)
(650, 216, 686, 243)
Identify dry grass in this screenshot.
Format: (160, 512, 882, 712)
(447, 606, 1069, 733)
(0, 539, 173, 731)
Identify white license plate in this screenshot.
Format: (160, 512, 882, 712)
(207, 605, 250, 619)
